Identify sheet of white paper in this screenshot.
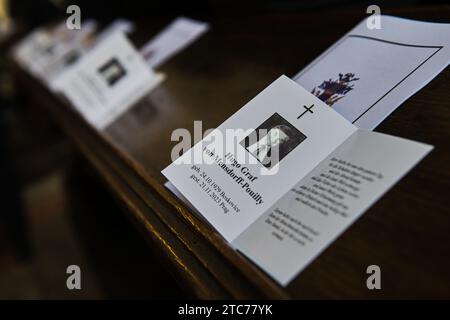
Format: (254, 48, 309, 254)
(162, 76, 356, 242)
(234, 130, 432, 285)
(44, 20, 139, 90)
(294, 15, 450, 130)
(96, 19, 136, 42)
(140, 17, 208, 68)
(13, 20, 98, 82)
(13, 21, 66, 69)
(52, 31, 163, 130)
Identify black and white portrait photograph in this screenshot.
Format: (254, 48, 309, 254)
(98, 57, 127, 86)
(240, 113, 307, 169)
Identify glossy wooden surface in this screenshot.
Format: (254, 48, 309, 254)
(12, 6, 450, 299)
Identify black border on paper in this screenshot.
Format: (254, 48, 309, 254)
(295, 34, 443, 124)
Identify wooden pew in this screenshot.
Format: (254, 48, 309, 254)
(10, 6, 450, 299)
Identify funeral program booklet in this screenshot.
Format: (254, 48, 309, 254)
(162, 75, 432, 285)
(51, 31, 163, 130)
(13, 20, 98, 83)
(294, 15, 450, 130)
(140, 17, 209, 68)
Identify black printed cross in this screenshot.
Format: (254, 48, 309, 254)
(297, 104, 314, 119)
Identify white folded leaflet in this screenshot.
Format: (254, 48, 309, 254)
(163, 75, 432, 285)
(52, 31, 163, 130)
(140, 16, 209, 68)
(164, 75, 356, 242)
(46, 19, 138, 88)
(13, 20, 98, 83)
(294, 15, 450, 130)
(13, 21, 68, 69)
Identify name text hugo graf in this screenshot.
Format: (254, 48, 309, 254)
(203, 147, 263, 205)
(189, 147, 264, 214)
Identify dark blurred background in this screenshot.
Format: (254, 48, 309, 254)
(0, 0, 448, 299)
(9, 0, 450, 26)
